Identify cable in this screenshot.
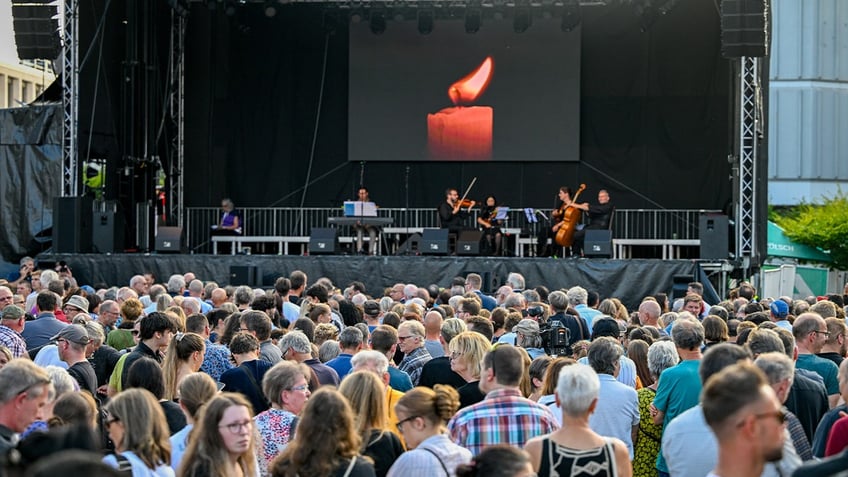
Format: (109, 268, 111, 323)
(295, 32, 331, 236)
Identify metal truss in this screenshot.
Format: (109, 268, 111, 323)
(62, 0, 79, 197)
(166, 10, 186, 227)
(735, 56, 760, 269)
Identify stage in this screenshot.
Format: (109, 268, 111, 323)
(39, 253, 720, 310)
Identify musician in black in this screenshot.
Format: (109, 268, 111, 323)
(438, 188, 474, 234)
(536, 187, 572, 257)
(477, 195, 503, 256)
(571, 189, 614, 256)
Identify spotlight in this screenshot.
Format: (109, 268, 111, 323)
(418, 10, 434, 35)
(264, 0, 277, 17)
(370, 11, 386, 35)
(465, 9, 481, 33)
(513, 8, 531, 33)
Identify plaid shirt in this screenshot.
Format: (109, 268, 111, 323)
(399, 346, 432, 386)
(447, 387, 560, 456)
(0, 324, 27, 358)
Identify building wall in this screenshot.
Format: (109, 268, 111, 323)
(0, 61, 55, 109)
(769, 0, 848, 205)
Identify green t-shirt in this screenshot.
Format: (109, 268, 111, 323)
(797, 353, 839, 395)
(654, 359, 702, 472)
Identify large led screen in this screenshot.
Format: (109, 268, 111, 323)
(349, 18, 581, 162)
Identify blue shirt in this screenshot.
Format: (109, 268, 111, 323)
(326, 353, 354, 379)
(589, 374, 640, 459)
(388, 366, 413, 392)
(200, 339, 233, 382)
(169, 424, 192, 470)
(575, 304, 602, 332)
(21, 312, 67, 351)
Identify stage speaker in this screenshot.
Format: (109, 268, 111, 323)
(721, 0, 768, 58)
(671, 273, 696, 300)
(53, 196, 93, 253)
(699, 214, 729, 260)
(309, 228, 338, 255)
(584, 230, 612, 258)
(92, 209, 125, 253)
(421, 229, 449, 255)
(457, 230, 483, 256)
(395, 233, 422, 255)
(155, 227, 183, 253)
(230, 265, 257, 287)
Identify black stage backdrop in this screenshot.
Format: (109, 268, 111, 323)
(182, 0, 732, 211)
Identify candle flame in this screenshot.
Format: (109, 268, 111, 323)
(448, 56, 494, 106)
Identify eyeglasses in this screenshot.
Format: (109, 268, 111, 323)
(55, 338, 68, 345)
(0, 296, 13, 302)
(395, 415, 419, 432)
(288, 384, 309, 392)
(812, 330, 831, 338)
(220, 420, 253, 434)
(131, 330, 140, 336)
(397, 335, 416, 342)
(105, 416, 121, 427)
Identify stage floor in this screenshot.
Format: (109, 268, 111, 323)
(39, 253, 716, 310)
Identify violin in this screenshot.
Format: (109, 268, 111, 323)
(457, 199, 476, 209)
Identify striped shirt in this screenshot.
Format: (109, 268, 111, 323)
(447, 387, 559, 456)
(0, 324, 27, 358)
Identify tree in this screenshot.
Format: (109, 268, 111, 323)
(773, 189, 848, 270)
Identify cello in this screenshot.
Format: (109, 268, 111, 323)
(554, 183, 586, 247)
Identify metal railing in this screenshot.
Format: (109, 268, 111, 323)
(185, 207, 721, 254)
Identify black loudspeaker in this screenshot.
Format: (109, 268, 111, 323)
(584, 230, 612, 258)
(53, 196, 93, 253)
(230, 265, 257, 287)
(457, 230, 483, 256)
(671, 274, 696, 300)
(721, 0, 768, 58)
(309, 228, 338, 255)
(92, 209, 125, 253)
(700, 214, 729, 260)
(395, 233, 422, 255)
(155, 227, 183, 253)
(421, 229, 449, 255)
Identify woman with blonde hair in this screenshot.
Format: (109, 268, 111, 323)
(386, 385, 471, 477)
(339, 371, 404, 477)
(448, 331, 493, 409)
(271, 387, 375, 477)
(103, 388, 174, 476)
(254, 361, 312, 477)
(178, 393, 257, 477)
(161, 332, 206, 401)
(170, 373, 219, 471)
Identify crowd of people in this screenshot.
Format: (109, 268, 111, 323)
(1, 258, 848, 477)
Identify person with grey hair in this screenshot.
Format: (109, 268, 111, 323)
(585, 336, 639, 459)
(318, 340, 341, 363)
(166, 274, 186, 296)
(84, 319, 121, 396)
(514, 319, 545, 359)
(651, 318, 705, 475)
(524, 363, 630, 475)
(397, 320, 432, 386)
(280, 330, 339, 387)
(233, 285, 254, 310)
(502, 292, 526, 312)
(567, 286, 602, 331)
(403, 284, 418, 302)
(419, 318, 468, 390)
(633, 341, 679, 474)
(506, 272, 525, 292)
(326, 326, 363, 378)
(547, 290, 590, 355)
(0, 359, 53, 453)
(754, 352, 807, 471)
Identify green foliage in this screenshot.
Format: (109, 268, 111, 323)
(773, 189, 848, 270)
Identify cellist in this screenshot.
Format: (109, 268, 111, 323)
(536, 187, 574, 257)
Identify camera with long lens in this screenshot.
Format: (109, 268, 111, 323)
(540, 320, 571, 357)
(525, 305, 544, 318)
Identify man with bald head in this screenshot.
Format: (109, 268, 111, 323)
(638, 300, 662, 328)
(793, 312, 840, 408)
(188, 279, 212, 313)
(210, 287, 229, 308)
(423, 310, 445, 358)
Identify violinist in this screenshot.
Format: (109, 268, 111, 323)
(477, 195, 503, 256)
(536, 187, 573, 257)
(438, 188, 475, 234)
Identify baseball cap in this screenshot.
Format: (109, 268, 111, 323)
(363, 300, 381, 317)
(51, 324, 91, 346)
(64, 295, 89, 312)
(513, 318, 541, 336)
(592, 317, 622, 339)
(769, 300, 789, 318)
(1, 305, 24, 321)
